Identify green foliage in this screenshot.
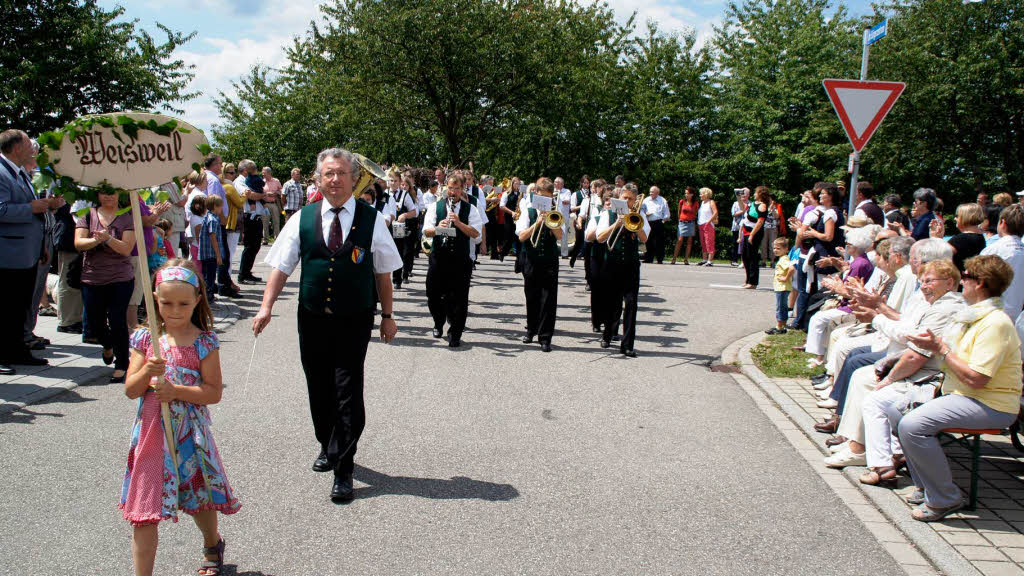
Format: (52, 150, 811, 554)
(0, 0, 197, 136)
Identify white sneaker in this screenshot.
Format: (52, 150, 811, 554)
(817, 386, 833, 400)
(825, 446, 866, 468)
(817, 398, 838, 409)
(829, 441, 849, 454)
(812, 379, 832, 391)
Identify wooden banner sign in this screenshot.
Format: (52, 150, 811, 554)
(46, 112, 209, 189)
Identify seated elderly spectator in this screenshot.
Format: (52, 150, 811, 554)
(909, 188, 938, 241)
(980, 203, 1024, 318)
(825, 259, 965, 468)
(898, 256, 1022, 521)
(803, 226, 877, 367)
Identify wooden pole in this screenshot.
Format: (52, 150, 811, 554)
(128, 189, 179, 475)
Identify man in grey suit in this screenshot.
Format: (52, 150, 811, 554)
(0, 129, 53, 374)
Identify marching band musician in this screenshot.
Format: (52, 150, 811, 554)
(481, 175, 502, 260)
(577, 178, 605, 291)
(585, 184, 613, 333)
(423, 173, 482, 348)
(371, 181, 396, 224)
(554, 177, 573, 258)
(568, 175, 590, 268)
(514, 183, 535, 275)
(463, 171, 489, 261)
(499, 177, 522, 263)
(516, 177, 563, 353)
(391, 174, 419, 289)
(596, 183, 649, 357)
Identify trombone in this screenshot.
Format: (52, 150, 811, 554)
(608, 194, 645, 251)
(530, 210, 563, 247)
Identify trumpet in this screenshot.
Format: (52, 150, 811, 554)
(609, 194, 645, 251)
(530, 210, 563, 247)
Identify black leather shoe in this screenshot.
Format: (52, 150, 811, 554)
(591, 326, 602, 333)
(541, 342, 552, 353)
(611, 334, 621, 342)
(810, 373, 830, 385)
(312, 450, 335, 473)
(331, 474, 354, 503)
(109, 371, 126, 384)
(448, 339, 461, 348)
(8, 355, 47, 367)
(432, 328, 443, 338)
(522, 334, 534, 343)
(219, 287, 242, 298)
(0, 364, 14, 375)
(622, 349, 637, 358)
(57, 323, 83, 334)
(600, 340, 610, 349)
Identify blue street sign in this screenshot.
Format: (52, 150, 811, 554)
(865, 19, 887, 45)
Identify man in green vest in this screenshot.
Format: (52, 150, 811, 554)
(516, 177, 563, 352)
(253, 148, 403, 503)
(423, 173, 482, 347)
(596, 183, 650, 358)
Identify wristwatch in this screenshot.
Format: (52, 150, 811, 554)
(381, 313, 393, 319)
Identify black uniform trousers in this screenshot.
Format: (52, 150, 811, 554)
(0, 266, 38, 363)
(503, 220, 520, 265)
(582, 241, 593, 288)
(238, 214, 263, 279)
(587, 243, 606, 330)
(522, 254, 558, 344)
(643, 220, 665, 264)
(602, 259, 640, 352)
(485, 219, 501, 259)
(426, 251, 473, 340)
(297, 308, 373, 478)
(392, 221, 420, 286)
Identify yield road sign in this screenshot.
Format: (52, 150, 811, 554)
(823, 79, 906, 152)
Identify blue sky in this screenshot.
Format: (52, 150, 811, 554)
(100, 0, 877, 133)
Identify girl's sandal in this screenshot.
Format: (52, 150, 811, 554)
(912, 502, 963, 522)
(198, 538, 225, 576)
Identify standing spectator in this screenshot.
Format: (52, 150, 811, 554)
(283, 168, 303, 222)
(672, 186, 698, 265)
(759, 193, 786, 268)
(0, 129, 50, 373)
(852, 181, 885, 225)
(980, 203, 1024, 318)
(910, 188, 938, 241)
(740, 186, 768, 289)
(766, 237, 795, 334)
(23, 142, 62, 350)
(306, 177, 321, 204)
(976, 192, 989, 208)
(74, 189, 136, 383)
(159, 180, 188, 257)
(932, 203, 986, 273)
(901, 255, 1022, 521)
(641, 186, 670, 264)
(789, 188, 822, 329)
(217, 164, 243, 298)
(730, 188, 749, 267)
(261, 167, 283, 244)
(696, 187, 718, 266)
(983, 204, 1004, 246)
(182, 170, 208, 260)
(126, 197, 170, 329)
(198, 195, 224, 303)
(882, 194, 909, 230)
(237, 160, 265, 283)
(52, 191, 82, 334)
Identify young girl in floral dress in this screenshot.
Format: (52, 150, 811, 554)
(119, 259, 239, 576)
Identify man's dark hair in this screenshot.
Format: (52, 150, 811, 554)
(0, 129, 27, 154)
(913, 187, 938, 211)
(857, 181, 875, 199)
(984, 204, 1004, 232)
(1000, 204, 1024, 237)
(203, 154, 222, 169)
(884, 194, 902, 208)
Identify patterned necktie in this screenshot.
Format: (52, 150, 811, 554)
(328, 207, 343, 252)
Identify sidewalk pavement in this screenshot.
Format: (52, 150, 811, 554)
(725, 331, 1024, 576)
(0, 299, 240, 417)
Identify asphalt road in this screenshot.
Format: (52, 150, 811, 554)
(0, 252, 904, 575)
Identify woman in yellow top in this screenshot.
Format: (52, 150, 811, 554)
(219, 163, 246, 297)
(904, 255, 1022, 521)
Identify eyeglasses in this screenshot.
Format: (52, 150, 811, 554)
(321, 170, 350, 180)
(920, 276, 949, 286)
(225, 171, 235, 175)
(961, 270, 977, 282)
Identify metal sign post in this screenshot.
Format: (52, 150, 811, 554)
(847, 20, 887, 216)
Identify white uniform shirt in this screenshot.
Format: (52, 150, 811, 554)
(595, 209, 651, 241)
(556, 188, 573, 219)
(264, 195, 403, 275)
(381, 194, 397, 223)
(642, 196, 670, 221)
(981, 235, 1024, 318)
(422, 198, 484, 260)
(392, 189, 419, 218)
(415, 189, 426, 212)
(422, 190, 437, 207)
(514, 203, 557, 234)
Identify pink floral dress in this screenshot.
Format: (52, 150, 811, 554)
(118, 328, 240, 526)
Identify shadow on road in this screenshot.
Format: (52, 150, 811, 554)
(352, 465, 520, 502)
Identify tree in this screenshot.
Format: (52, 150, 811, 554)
(0, 0, 196, 136)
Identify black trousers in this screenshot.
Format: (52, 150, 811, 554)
(485, 220, 501, 258)
(568, 227, 585, 267)
(426, 252, 473, 339)
(392, 223, 419, 285)
(523, 255, 558, 343)
(239, 215, 263, 279)
(81, 280, 134, 370)
(297, 308, 373, 477)
(502, 220, 519, 264)
(602, 260, 639, 351)
(217, 226, 232, 287)
(587, 244, 605, 330)
(643, 220, 665, 263)
(0, 266, 37, 363)
(741, 229, 763, 286)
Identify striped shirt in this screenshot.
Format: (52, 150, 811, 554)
(198, 212, 221, 260)
(283, 179, 303, 211)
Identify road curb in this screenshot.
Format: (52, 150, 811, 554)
(723, 331, 980, 576)
(0, 303, 242, 418)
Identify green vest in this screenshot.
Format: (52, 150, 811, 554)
(433, 199, 471, 259)
(605, 212, 639, 265)
(298, 200, 377, 316)
(522, 208, 559, 262)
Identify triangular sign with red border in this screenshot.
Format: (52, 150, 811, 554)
(822, 79, 906, 152)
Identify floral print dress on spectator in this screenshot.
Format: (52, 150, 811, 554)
(118, 328, 240, 526)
